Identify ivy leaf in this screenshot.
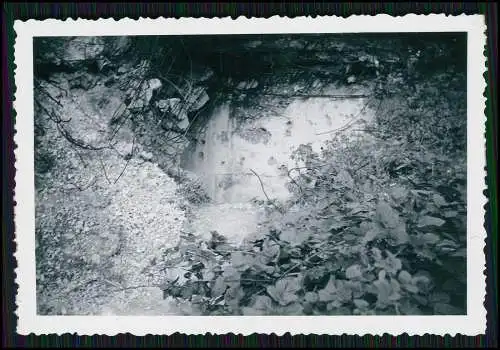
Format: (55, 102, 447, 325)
(397, 270, 412, 285)
(432, 193, 448, 207)
(353, 299, 370, 310)
(436, 239, 459, 252)
(318, 276, 337, 302)
(451, 248, 466, 258)
(262, 239, 281, 261)
(231, 251, 249, 272)
(390, 185, 408, 204)
(280, 228, 309, 247)
(211, 276, 227, 298)
(345, 264, 363, 280)
(405, 285, 419, 294)
(422, 233, 440, 245)
(242, 295, 275, 315)
(336, 280, 353, 303)
(278, 302, 304, 315)
(374, 251, 402, 275)
(362, 228, 381, 244)
(417, 216, 445, 228)
(251, 255, 276, 274)
(389, 223, 410, 245)
(222, 266, 241, 287)
(224, 286, 245, 309)
(361, 222, 384, 244)
(443, 210, 458, 218)
(337, 169, 354, 188)
(434, 303, 463, 315)
(376, 201, 401, 229)
(373, 277, 392, 307)
(266, 277, 302, 306)
(389, 278, 402, 300)
(399, 299, 423, 315)
(412, 274, 432, 292)
(304, 291, 319, 303)
(429, 292, 451, 304)
(327, 219, 349, 232)
(345, 280, 364, 299)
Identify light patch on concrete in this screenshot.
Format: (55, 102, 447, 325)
(186, 86, 375, 244)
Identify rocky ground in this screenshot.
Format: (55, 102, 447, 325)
(35, 70, 188, 315)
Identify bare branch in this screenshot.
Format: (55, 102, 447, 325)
(98, 156, 112, 185)
(261, 92, 372, 99)
(249, 168, 271, 202)
(113, 136, 135, 184)
(315, 96, 375, 136)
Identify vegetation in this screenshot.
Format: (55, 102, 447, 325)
(33, 34, 467, 315)
(158, 37, 467, 316)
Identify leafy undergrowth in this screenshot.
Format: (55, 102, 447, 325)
(159, 62, 467, 316)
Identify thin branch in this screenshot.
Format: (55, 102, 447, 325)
(98, 156, 112, 185)
(315, 96, 375, 136)
(110, 284, 163, 292)
(113, 136, 135, 184)
(249, 168, 271, 202)
(35, 80, 64, 107)
(56, 121, 108, 150)
(60, 176, 98, 194)
(261, 92, 372, 99)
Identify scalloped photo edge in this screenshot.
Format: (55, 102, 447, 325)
(13, 14, 487, 336)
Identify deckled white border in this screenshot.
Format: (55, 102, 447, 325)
(13, 15, 487, 336)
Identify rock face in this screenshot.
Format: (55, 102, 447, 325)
(36, 37, 105, 70)
(63, 37, 105, 68)
(236, 80, 259, 90)
(186, 87, 210, 113)
(35, 37, 132, 75)
(157, 97, 190, 131)
(104, 36, 132, 57)
(68, 74, 95, 90)
(128, 78, 163, 112)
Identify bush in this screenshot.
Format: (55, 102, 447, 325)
(159, 48, 467, 315)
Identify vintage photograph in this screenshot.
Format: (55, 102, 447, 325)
(33, 33, 468, 317)
(14, 15, 487, 335)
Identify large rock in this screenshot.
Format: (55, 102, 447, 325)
(96, 57, 113, 72)
(128, 78, 163, 112)
(177, 118, 190, 131)
(68, 73, 95, 90)
(105, 36, 132, 57)
(186, 87, 210, 112)
(199, 68, 215, 82)
(62, 37, 105, 68)
(236, 80, 259, 90)
(190, 66, 215, 83)
(157, 98, 188, 123)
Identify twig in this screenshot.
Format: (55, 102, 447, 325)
(278, 239, 338, 279)
(315, 96, 375, 136)
(98, 156, 111, 185)
(353, 162, 371, 172)
(63, 278, 99, 294)
(113, 136, 135, 184)
(110, 284, 162, 292)
(34, 80, 64, 107)
(249, 168, 271, 202)
(55, 121, 108, 150)
(102, 279, 124, 289)
(261, 93, 372, 99)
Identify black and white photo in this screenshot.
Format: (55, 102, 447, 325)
(14, 15, 487, 335)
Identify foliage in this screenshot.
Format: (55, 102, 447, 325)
(159, 40, 467, 316)
(33, 35, 467, 316)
